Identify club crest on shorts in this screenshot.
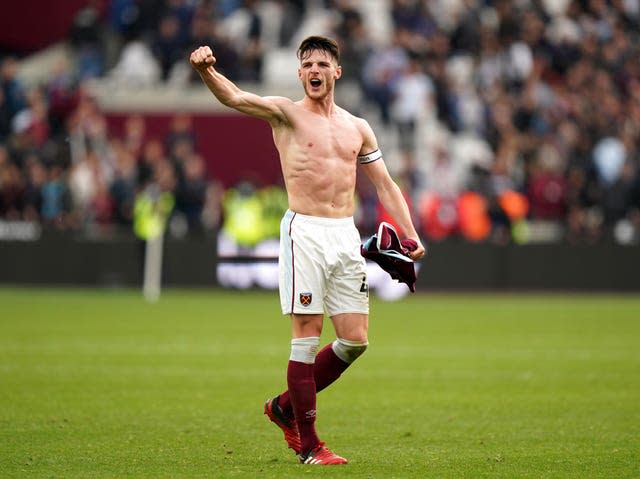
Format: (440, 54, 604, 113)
(299, 292, 312, 306)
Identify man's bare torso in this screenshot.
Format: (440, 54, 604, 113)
(271, 101, 365, 218)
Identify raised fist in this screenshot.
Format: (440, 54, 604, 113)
(189, 46, 216, 72)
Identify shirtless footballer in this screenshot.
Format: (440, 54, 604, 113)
(190, 35, 425, 465)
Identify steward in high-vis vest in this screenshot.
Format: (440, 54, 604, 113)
(222, 181, 266, 247)
(133, 184, 175, 240)
(259, 185, 288, 240)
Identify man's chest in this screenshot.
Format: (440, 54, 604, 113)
(293, 116, 362, 160)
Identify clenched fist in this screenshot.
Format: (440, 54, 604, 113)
(190, 46, 216, 72)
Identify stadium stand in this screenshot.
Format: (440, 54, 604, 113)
(1, 0, 640, 248)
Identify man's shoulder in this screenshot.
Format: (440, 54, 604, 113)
(338, 109, 376, 151)
(264, 95, 296, 107)
(335, 104, 358, 118)
(335, 105, 369, 127)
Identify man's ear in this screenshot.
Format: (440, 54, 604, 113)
(335, 65, 342, 79)
(297, 67, 302, 80)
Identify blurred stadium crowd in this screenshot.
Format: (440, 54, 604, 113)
(2, 0, 640, 246)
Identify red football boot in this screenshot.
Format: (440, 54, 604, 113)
(300, 442, 348, 465)
(264, 396, 302, 454)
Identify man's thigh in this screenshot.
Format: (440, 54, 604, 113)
(291, 313, 324, 338)
(330, 313, 369, 342)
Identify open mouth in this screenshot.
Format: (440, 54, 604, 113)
(310, 79, 321, 87)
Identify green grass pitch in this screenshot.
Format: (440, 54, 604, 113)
(0, 287, 638, 478)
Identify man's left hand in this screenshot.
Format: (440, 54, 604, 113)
(402, 239, 426, 260)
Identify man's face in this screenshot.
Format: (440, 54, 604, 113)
(297, 49, 341, 100)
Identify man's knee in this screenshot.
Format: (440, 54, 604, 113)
(290, 336, 320, 364)
(332, 338, 368, 364)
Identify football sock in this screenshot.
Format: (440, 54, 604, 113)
(287, 359, 320, 454)
(315, 342, 351, 393)
(279, 343, 350, 418)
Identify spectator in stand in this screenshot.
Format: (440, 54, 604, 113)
(0, 144, 8, 172)
(67, 85, 109, 168)
(19, 87, 51, 150)
(165, 113, 196, 158)
(168, 134, 194, 173)
(391, 0, 437, 39)
(46, 58, 80, 140)
(68, 0, 107, 79)
(163, 0, 195, 43)
(0, 159, 23, 220)
(175, 152, 208, 234)
(69, 149, 113, 227)
(108, 139, 137, 226)
(108, 34, 161, 88)
(137, 138, 167, 188)
(329, 4, 372, 116)
(90, 178, 115, 229)
(330, 3, 371, 85)
(188, 14, 240, 82)
(389, 52, 434, 204)
(151, 14, 188, 81)
(9, 97, 49, 171)
(391, 53, 434, 153)
(22, 155, 47, 222)
(361, 29, 409, 124)
(0, 57, 26, 119)
(526, 141, 567, 221)
(278, 0, 306, 47)
(122, 114, 146, 160)
(221, 0, 265, 82)
(0, 88, 13, 142)
(40, 164, 72, 229)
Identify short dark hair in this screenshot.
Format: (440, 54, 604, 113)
(297, 36, 340, 63)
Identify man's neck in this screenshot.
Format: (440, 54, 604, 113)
(301, 95, 336, 117)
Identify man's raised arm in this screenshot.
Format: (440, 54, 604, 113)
(189, 45, 288, 124)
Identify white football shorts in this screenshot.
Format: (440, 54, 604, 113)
(279, 209, 369, 316)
